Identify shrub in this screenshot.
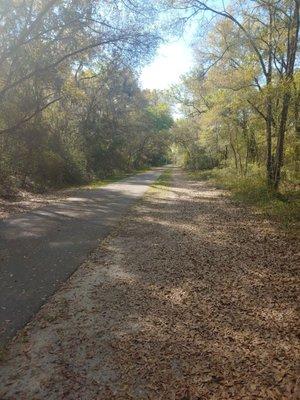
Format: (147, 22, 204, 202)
(184, 146, 219, 171)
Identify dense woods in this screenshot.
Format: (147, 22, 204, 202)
(0, 0, 172, 196)
(170, 0, 299, 195)
(0, 2, 299, 397)
(0, 0, 299, 202)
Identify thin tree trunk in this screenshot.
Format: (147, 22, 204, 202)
(266, 99, 273, 186)
(229, 131, 238, 171)
(272, 0, 299, 190)
(273, 91, 291, 190)
(266, 4, 274, 188)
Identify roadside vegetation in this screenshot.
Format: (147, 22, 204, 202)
(0, 1, 173, 199)
(170, 1, 299, 229)
(153, 168, 172, 189)
(189, 168, 300, 229)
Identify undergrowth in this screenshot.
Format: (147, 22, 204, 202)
(189, 167, 300, 230)
(154, 168, 172, 189)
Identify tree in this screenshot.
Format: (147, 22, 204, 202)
(165, 0, 300, 189)
(0, 1, 173, 194)
(0, 0, 160, 135)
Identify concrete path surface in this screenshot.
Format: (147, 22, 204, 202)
(0, 168, 163, 344)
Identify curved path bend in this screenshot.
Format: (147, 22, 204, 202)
(0, 168, 163, 344)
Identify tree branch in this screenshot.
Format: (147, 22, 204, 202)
(193, 1, 268, 78)
(0, 97, 62, 135)
(0, 34, 139, 98)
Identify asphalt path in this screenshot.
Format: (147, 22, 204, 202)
(0, 168, 163, 344)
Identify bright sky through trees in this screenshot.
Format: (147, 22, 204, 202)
(140, 0, 229, 90)
(140, 39, 194, 89)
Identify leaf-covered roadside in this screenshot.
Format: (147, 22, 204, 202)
(188, 169, 300, 231)
(0, 168, 299, 399)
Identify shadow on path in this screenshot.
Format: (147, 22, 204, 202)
(0, 169, 163, 344)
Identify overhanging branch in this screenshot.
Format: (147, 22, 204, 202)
(0, 97, 62, 135)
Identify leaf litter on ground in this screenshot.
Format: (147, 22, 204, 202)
(0, 168, 299, 399)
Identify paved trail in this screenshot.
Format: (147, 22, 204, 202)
(0, 169, 163, 344)
(0, 168, 298, 399)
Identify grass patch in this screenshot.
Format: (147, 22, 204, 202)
(86, 173, 133, 189)
(190, 167, 300, 230)
(188, 170, 215, 182)
(153, 168, 172, 189)
(79, 167, 151, 190)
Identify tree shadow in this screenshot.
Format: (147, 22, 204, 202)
(0, 170, 298, 399)
(0, 170, 162, 344)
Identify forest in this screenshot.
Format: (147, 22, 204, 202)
(0, 0, 173, 196)
(0, 1, 299, 398)
(0, 0, 299, 210)
(171, 0, 299, 223)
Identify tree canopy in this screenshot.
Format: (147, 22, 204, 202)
(0, 0, 173, 194)
(0, 0, 299, 195)
(169, 0, 299, 191)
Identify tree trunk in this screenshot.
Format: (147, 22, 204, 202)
(270, 0, 299, 190)
(229, 132, 238, 171)
(266, 99, 273, 187)
(273, 91, 291, 190)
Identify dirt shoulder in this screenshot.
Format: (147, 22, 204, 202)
(0, 188, 78, 220)
(0, 171, 149, 220)
(0, 168, 299, 399)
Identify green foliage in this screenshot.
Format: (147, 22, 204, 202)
(191, 165, 300, 229)
(184, 145, 219, 171)
(0, 153, 14, 198)
(0, 63, 173, 194)
(153, 168, 172, 189)
(0, 1, 173, 196)
(38, 151, 66, 187)
(63, 148, 88, 185)
(171, 0, 299, 193)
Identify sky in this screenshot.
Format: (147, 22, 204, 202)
(140, 38, 195, 90)
(140, 0, 229, 90)
(140, 4, 200, 90)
